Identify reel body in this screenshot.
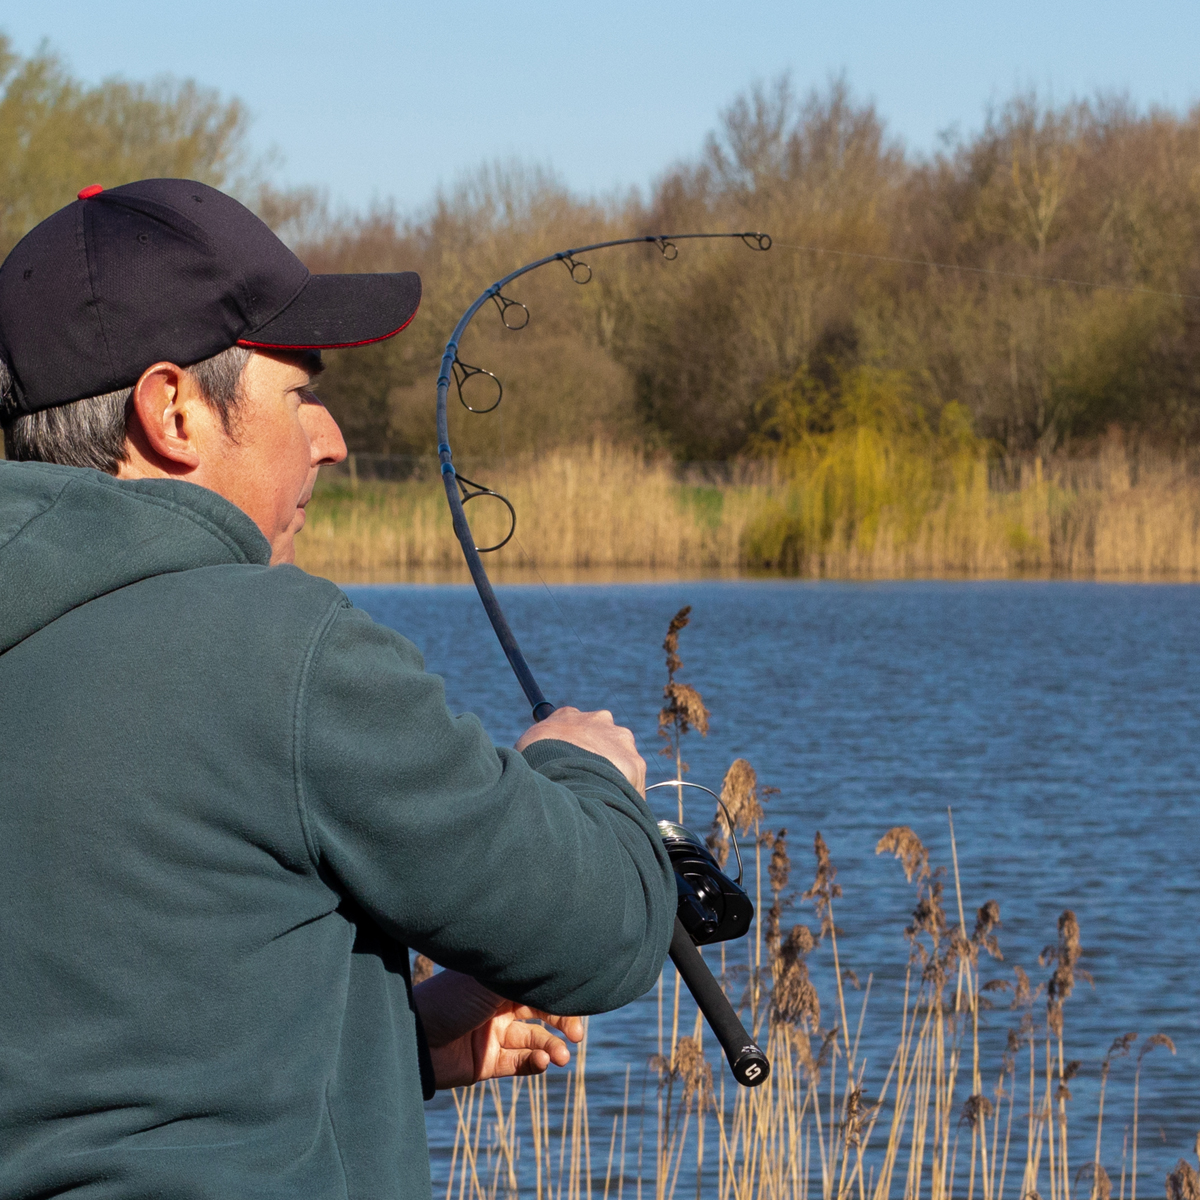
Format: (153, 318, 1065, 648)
(657, 821, 754, 946)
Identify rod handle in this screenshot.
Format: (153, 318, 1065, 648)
(668, 917, 769, 1087)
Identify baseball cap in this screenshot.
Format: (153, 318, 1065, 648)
(0, 179, 422, 415)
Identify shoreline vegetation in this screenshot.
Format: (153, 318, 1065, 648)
(8, 43, 1200, 585)
(297, 442, 1200, 584)
(427, 610, 1189, 1200)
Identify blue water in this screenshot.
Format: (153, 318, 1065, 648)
(345, 580, 1200, 1190)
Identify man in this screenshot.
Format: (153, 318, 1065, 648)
(0, 179, 676, 1198)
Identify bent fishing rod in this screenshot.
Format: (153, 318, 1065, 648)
(435, 231, 772, 1087)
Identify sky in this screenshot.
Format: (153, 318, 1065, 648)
(4, 0, 1199, 218)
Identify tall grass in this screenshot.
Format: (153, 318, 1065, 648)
(428, 610, 1185, 1200)
(432, 805, 1184, 1200)
(296, 447, 765, 581)
(296, 441, 1200, 582)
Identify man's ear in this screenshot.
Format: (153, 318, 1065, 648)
(127, 362, 202, 472)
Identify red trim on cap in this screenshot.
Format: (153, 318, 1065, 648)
(236, 307, 418, 351)
(77, 184, 104, 200)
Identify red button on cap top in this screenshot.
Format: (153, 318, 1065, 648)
(77, 184, 104, 200)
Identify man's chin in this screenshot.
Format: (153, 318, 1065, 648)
(268, 510, 306, 566)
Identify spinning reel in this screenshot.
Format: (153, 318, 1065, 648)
(657, 821, 753, 945)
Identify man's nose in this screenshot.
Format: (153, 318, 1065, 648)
(309, 404, 348, 467)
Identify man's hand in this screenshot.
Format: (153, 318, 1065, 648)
(428, 1001, 583, 1090)
(413, 967, 583, 1090)
(515, 707, 646, 795)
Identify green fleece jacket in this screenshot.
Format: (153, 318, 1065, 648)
(0, 460, 675, 1199)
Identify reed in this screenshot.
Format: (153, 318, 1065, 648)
(432, 815, 1183, 1200)
(295, 442, 1200, 583)
(427, 608, 1185, 1200)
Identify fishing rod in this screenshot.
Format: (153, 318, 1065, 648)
(435, 231, 773, 1087)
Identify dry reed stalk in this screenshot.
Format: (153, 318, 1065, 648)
(1093, 1035, 1136, 1200)
(1131, 1034, 1176, 1200)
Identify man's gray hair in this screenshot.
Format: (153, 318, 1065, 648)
(0, 346, 253, 473)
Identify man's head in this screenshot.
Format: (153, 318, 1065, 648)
(0, 179, 421, 562)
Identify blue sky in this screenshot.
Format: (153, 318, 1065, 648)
(5, 0, 1199, 216)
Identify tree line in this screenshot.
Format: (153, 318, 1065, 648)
(4, 36, 1199, 461)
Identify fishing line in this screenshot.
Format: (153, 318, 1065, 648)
(772, 241, 1200, 304)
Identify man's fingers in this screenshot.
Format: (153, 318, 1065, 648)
(500, 1019, 572, 1067)
(496, 1047, 552, 1077)
(508, 1008, 584, 1044)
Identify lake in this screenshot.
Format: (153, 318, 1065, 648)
(345, 580, 1200, 1190)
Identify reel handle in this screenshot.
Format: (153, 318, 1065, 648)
(669, 918, 770, 1087)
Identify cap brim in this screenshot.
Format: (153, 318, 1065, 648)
(238, 271, 421, 350)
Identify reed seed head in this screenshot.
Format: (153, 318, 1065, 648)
(972, 900, 1003, 961)
(960, 1093, 995, 1130)
(1139, 1032, 1176, 1063)
(720, 758, 764, 835)
(769, 828, 791, 895)
(765, 898, 782, 958)
(657, 606, 709, 765)
(662, 606, 691, 678)
(815, 1027, 839, 1070)
(674, 1035, 715, 1111)
(784, 924, 817, 960)
(790, 1027, 815, 1072)
(1042, 909, 1086, 1036)
(875, 826, 931, 883)
(1165, 1159, 1200, 1200)
(907, 876, 949, 958)
(706, 822, 730, 869)
(1010, 965, 1034, 1010)
(772, 924, 820, 1031)
(1056, 1058, 1082, 1101)
(1078, 1162, 1113, 1200)
(842, 1086, 866, 1147)
(658, 682, 710, 741)
(803, 832, 843, 941)
(1103, 1032, 1138, 1069)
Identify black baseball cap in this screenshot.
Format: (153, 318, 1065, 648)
(0, 179, 422, 415)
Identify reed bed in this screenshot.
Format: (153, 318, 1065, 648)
(432, 804, 1185, 1200)
(426, 608, 1188, 1200)
(295, 444, 1200, 582)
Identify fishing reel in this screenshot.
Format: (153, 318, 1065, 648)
(648, 782, 753, 947)
(657, 822, 753, 945)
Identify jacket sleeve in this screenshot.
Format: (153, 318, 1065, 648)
(295, 600, 676, 1015)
